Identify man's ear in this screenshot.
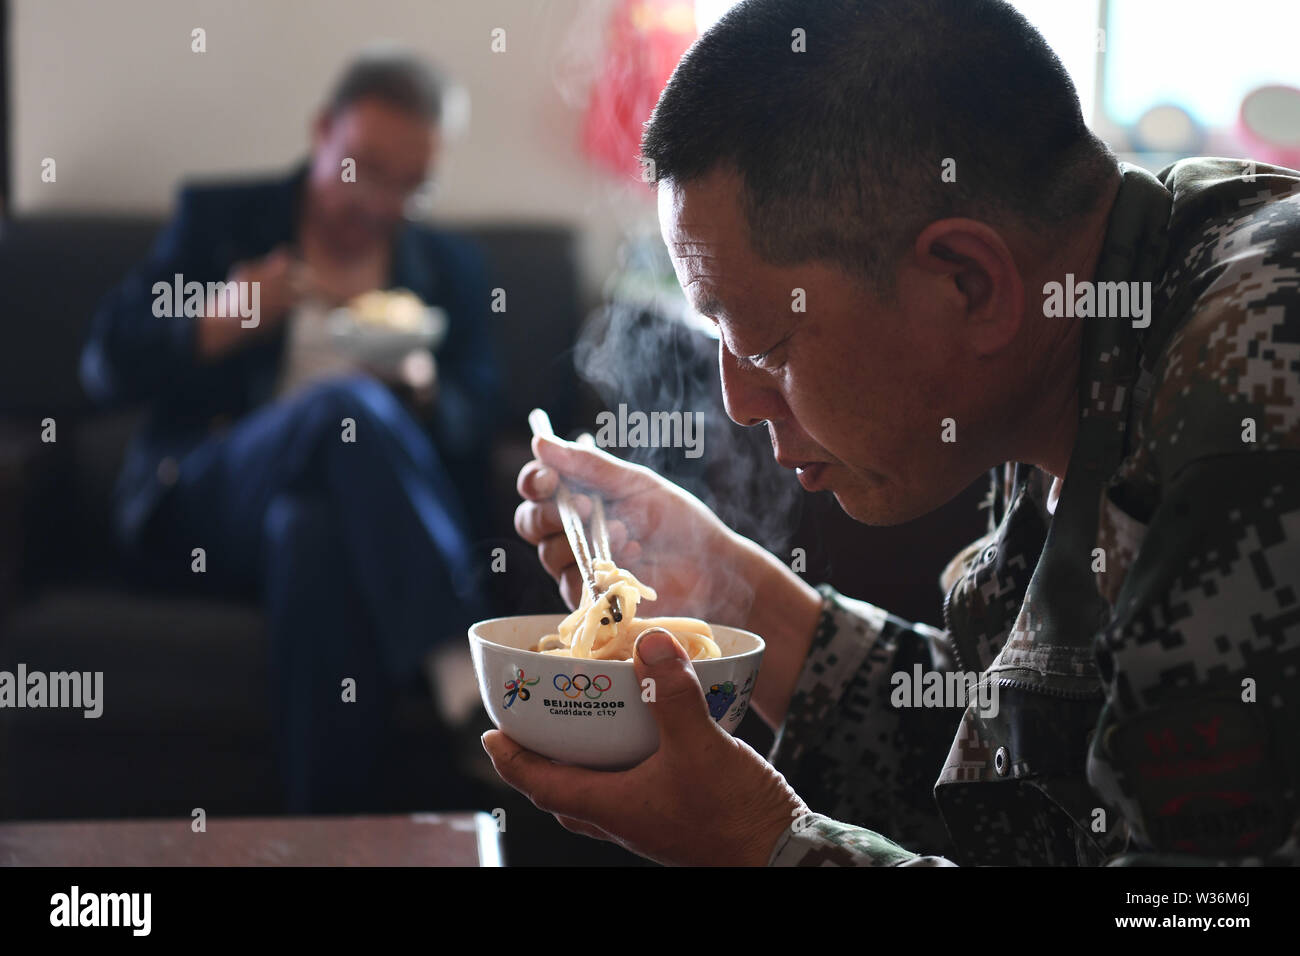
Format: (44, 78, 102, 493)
(911, 218, 1024, 356)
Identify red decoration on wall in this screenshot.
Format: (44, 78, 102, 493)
(581, 0, 697, 181)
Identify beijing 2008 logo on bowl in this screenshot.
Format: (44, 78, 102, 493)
(503, 666, 539, 708)
(543, 672, 626, 717)
(551, 673, 612, 700)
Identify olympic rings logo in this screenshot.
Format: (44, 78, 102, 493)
(553, 673, 613, 700)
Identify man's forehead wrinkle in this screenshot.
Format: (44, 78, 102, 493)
(669, 238, 727, 260)
(681, 270, 726, 285)
(667, 233, 749, 321)
(673, 254, 722, 272)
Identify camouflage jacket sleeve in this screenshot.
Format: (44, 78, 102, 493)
(767, 813, 956, 867)
(1087, 164, 1300, 863)
(765, 585, 963, 866)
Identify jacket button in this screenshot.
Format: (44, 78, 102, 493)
(994, 746, 1009, 776)
(157, 457, 180, 486)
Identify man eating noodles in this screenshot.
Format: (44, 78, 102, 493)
(488, 0, 1300, 865)
(81, 49, 498, 812)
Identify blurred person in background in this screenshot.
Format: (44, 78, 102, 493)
(80, 48, 501, 812)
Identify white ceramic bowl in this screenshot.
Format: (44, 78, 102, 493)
(326, 303, 447, 368)
(469, 614, 764, 769)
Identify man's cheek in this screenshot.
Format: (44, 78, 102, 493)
(784, 374, 846, 455)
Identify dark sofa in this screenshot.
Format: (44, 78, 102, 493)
(0, 215, 585, 822)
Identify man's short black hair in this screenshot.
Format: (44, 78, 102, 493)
(641, 0, 1118, 294)
(327, 47, 444, 123)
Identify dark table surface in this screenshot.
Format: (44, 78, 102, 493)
(0, 813, 502, 867)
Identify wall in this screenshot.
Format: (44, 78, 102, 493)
(10, 0, 662, 300)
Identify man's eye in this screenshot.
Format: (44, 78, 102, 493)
(745, 335, 791, 370)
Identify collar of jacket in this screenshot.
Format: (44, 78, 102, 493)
(1007, 162, 1175, 655)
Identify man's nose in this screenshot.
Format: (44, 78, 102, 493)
(718, 340, 786, 428)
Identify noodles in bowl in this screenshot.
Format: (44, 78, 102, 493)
(469, 613, 765, 768)
(533, 559, 720, 661)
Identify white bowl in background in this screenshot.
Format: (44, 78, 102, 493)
(326, 302, 446, 368)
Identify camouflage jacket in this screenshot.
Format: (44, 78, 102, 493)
(766, 158, 1300, 866)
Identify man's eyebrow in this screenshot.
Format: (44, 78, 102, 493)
(694, 292, 722, 317)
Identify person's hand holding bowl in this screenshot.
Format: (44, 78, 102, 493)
(482, 434, 819, 866)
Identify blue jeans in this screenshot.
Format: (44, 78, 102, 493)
(142, 376, 488, 812)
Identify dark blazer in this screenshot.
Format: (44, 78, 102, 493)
(80, 161, 501, 547)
